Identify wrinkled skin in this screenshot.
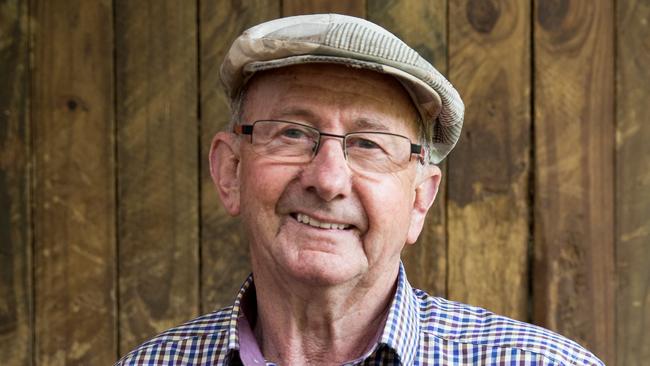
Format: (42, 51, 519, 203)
(209, 64, 441, 364)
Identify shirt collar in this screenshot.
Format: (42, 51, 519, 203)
(226, 274, 254, 354)
(378, 262, 420, 365)
(225, 263, 420, 365)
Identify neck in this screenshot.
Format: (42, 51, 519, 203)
(251, 263, 399, 365)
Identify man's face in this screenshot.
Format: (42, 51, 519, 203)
(212, 64, 440, 288)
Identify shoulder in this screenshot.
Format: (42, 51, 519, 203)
(114, 307, 234, 365)
(413, 289, 604, 366)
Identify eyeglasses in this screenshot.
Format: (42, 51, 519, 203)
(234, 120, 424, 173)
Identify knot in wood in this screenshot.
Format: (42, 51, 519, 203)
(466, 0, 500, 34)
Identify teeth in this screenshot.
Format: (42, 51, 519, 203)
(296, 213, 350, 230)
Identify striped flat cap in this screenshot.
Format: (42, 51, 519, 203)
(220, 13, 464, 163)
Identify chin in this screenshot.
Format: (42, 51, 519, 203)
(287, 253, 365, 287)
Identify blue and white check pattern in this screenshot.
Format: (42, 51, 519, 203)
(116, 264, 604, 365)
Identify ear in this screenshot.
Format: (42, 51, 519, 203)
(209, 131, 241, 216)
(406, 164, 442, 245)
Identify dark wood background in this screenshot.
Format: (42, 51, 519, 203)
(1, 0, 648, 365)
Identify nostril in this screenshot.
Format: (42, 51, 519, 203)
(299, 140, 353, 202)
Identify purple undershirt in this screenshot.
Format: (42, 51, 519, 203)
(238, 312, 267, 365)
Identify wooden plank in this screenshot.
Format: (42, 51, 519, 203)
(533, 0, 615, 363)
(616, 1, 650, 365)
(199, 0, 280, 312)
(115, 0, 199, 354)
(31, 0, 116, 364)
(446, 0, 531, 321)
(367, 0, 448, 297)
(0, 0, 32, 364)
(282, 0, 365, 17)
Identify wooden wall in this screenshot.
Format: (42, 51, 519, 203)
(1, 0, 647, 365)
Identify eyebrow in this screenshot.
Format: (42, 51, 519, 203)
(271, 107, 319, 122)
(352, 118, 390, 132)
(271, 107, 391, 132)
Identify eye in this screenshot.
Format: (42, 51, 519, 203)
(280, 128, 308, 139)
(348, 136, 382, 150)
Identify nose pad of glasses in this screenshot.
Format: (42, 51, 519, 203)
(312, 136, 348, 161)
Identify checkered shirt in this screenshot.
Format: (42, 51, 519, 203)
(115, 264, 604, 365)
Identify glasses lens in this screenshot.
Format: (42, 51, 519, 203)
(345, 133, 412, 173)
(250, 121, 318, 163)
(245, 121, 416, 173)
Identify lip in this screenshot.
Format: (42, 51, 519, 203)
(290, 212, 356, 231)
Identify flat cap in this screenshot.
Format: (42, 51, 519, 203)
(220, 13, 464, 163)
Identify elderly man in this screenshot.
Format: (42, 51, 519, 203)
(117, 14, 603, 365)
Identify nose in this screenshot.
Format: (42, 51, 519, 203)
(300, 137, 352, 201)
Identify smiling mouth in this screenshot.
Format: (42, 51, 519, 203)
(291, 213, 352, 230)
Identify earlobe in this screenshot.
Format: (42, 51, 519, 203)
(209, 132, 241, 216)
(406, 165, 442, 244)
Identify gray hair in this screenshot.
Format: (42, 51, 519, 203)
(227, 83, 249, 131)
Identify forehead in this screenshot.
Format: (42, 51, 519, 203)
(242, 64, 420, 134)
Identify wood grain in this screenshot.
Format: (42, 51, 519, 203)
(4, 2, 644, 362)
(616, 1, 650, 365)
(31, 0, 116, 363)
(0, 0, 32, 364)
(282, 0, 365, 17)
(447, 0, 531, 321)
(115, 0, 199, 354)
(533, 0, 615, 363)
(367, 0, 448, 297)
(199, 0, 281, 312)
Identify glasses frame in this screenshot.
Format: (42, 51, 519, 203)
(234, 120, 426, 170)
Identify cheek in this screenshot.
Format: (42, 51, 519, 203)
(239, 157, 297, 219)
(358, 176, 415, 240)
(238, 162, 285, 248)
